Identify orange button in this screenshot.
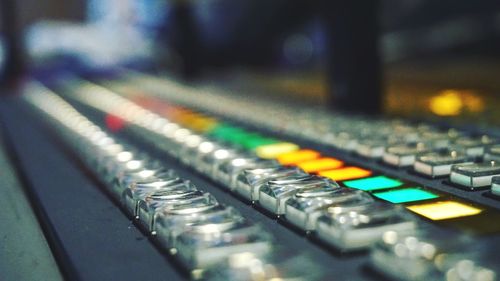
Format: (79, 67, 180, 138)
(296, 157, 344, 173)
(319, 167, 372, 181)
(278, 149, 321, 165)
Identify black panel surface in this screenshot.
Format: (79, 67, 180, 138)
(0, 98, 185, 281)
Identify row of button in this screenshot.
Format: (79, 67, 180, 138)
(56, 78, 498, 280)
(24, 82, 325, 281)
(74, 79, 490, 221)
(117, 72, 500, 193)
(64, 80, 417, 252)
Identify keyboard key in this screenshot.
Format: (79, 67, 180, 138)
(115, 168, 178, 193)
(259, 175, 338, 215)
(178, 134, 206, 164)
(285, 188, 371, 231)
(406, 201, 483, 220)
(373, 188, 439, 204)
(296, 157, 344, 173)
(155, 205, 241, 250)
(316, 203, 415, 251)
(319, 167, 372, 181)
(330, 132, 359, 151)
(137, 191, 218, 234)
(454, 135, 498, 157)
(383, 143, 430, 167)
(277, 149, 321, 165)
(217, 157, 279, 188)
(484, 144, 500, 162)
(371, 231, 496, 281)
(343, 176, 403, 191)
(414, 150, 473, 177)
(175, 220, 272, 270)
(420, 131, 453, 149)
(492, 176, 500, 196)
(356, 139, 391, 159)
(201, 148, 244, 178)
(450, 161, 500, 189)
(204, 252, 326, 281)
(254, 142, 300, 159)
(234, 166, 307, 201)
(122, 180, 194, 218)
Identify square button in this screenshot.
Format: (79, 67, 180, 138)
(407, 201, 482, 220)
(373, 188, 438, 204)
(343, 176, 403, 191)
(319, 167, 372, 181)
(297, 157, 344, 173)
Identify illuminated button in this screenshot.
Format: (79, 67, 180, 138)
(373, 188, 438, 204)
(414, 150, 472, 177)
(406, 201, 482, 220)
(209, 125, 248, 142)
(450, 161, 500, 189)
(296, 157, 344, 173)
(343, 176, 403, 191)
(241, 136, 278, 150)
(191, 117, 218, 133)
(255, 142, 299, 159)
(319, 167, 372, 181)
(277, 149, 321, 165)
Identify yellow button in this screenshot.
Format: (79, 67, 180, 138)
(296, 157, 343, 173)
(277, 149, 321, 165)
(191, 117, 218, 133)
(319, 167, 372, 181)
(407, 201, 482, 220)
(255, 142, 299, 159)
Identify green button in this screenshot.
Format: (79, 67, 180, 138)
(373, 188, 438, 204)
(242, 137, 278, 150)
(343, 176, 403, 191)
(209, 125, 248, 142)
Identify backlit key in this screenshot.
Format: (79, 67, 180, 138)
(319, 167, 372, 181)
(255, 142, 299, 159)
(296, 157, 344, 173)
(373, 188, 438, 204)
(406, 201, 482, 220)
(343, 176, 403, 192)
(277, 149, 321, 165)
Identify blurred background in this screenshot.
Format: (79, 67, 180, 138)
(1, 0, 499, 125)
